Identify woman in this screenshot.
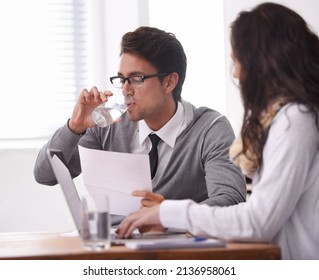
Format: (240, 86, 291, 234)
(116, 2, 319, 259)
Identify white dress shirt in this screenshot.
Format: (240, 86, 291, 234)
(131, 102, 187, 184)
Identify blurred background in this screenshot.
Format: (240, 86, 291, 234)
(0, 0, 318, 232)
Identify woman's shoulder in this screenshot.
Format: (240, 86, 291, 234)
(271, 102, 319, 140)
(275, 102, 317, 126)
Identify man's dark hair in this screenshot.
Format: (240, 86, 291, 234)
(121, 26, 187, 102)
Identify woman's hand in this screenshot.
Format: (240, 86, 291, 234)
(116, 205, 162, 239)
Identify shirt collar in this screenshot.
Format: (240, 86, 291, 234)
(138, 102, 185, 148)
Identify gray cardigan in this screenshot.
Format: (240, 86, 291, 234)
(34, 100, 246, 209)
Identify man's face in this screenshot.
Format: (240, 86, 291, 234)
(118, 53, 173, 126)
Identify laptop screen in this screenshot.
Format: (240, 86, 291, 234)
(47, 149, 82, 232)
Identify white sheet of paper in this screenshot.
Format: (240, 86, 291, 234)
(79, 146, 152, 216)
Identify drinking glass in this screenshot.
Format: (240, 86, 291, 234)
(80, 194, 111, 251)
(91, 91, 132, 127)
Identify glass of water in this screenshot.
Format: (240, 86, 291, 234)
(91, 91, 133, 127)
(80, 194, 111, 251)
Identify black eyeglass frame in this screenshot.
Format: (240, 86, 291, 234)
(109, 72, 169, 88)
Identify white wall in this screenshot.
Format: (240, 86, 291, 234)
(149, 0, 226, 115)
(0, 149, 78, 232)
(224, 0, 319, 135)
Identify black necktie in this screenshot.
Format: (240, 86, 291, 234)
(148, 134, 161, 179)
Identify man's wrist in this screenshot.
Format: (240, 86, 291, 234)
(67, 119, 86, 135)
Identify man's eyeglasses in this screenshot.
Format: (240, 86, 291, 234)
(110, 73, 169, 89)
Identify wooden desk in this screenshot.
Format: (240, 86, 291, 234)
(0, 232, 281, 260)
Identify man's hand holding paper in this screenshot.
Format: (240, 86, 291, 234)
(132, 191, 165, 208)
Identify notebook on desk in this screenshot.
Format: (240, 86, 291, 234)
(46, 149, 192, 246)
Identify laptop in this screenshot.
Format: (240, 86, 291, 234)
(46, 149, 83, 232)
(46, 148, 191, 245)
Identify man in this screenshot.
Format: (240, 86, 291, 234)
(34, 26, 246, 224)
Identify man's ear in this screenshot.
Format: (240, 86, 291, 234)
(164, 72, 179, 92)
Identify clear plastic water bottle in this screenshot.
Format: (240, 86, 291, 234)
(91, 94, 132, 127)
